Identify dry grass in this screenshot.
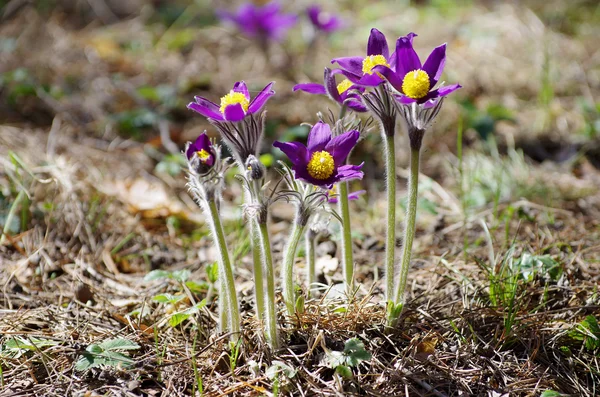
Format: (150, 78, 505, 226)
(1, 1, 600, 396)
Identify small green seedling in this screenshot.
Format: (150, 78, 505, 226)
(74, 338, 140, 371)
(324, 338, 371, 378)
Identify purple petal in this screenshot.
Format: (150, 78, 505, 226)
(372, 64, 403, 91)
(395, 33, 422, 78)
(331, 56, 364, 76)
(348, 190, 366, 201)
(335, 163, 364, 183)
(307, 121, 332, 152)
(393, 94, 418, 105)
(293, 83, 327, 95)
(223, 103, 246, 122)
(187, 99, 224, 121)
(324, 68, 341, 102)
(422, 43, 446, 87)
(233, 81, 250, 100)
(367, 28, 389, 59)
(354, 72, 385, 87)
(325, 130, 360, 166)
(307, 5, 320, 25)
(421, 83, 462, 103)
(248, 82, 275, 113)
(345, 99, 367, 112)
(273, 141, 309, 167)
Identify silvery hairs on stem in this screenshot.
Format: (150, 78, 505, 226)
(396, 98, 444, 150)
(210, 111, 266, 167)
(185, 139, 232, 204)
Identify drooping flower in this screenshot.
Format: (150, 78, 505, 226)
(293, 68, 367, 112)
(307, 5, 342, 34)
(217, 2, 297, 42)
(330, 28, 397, 87)
(273, 121, 363, 189)
(373, 33, 461, 105)
(326, 185, 366, 204)
(185, 132, 216, 175)
(187, 81, 275, 123)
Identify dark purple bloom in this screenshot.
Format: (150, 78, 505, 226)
(273, 121, 363, 189)
(187, 81, 275, 122)
(327, 186, 365, 204)
(293, 68, 367, 112)
(186, 132, 216, 175)
(374, 33, 461, 105)
(218, 2, 297, 42)
(330, 28, 397, 87)
(307, 5, 342, 33)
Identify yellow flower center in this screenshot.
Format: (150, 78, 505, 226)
(362, 55, 390, 75)
(219, 91, 249, 114)
(196, 149, 211, 163)
(401, 69, 430, 99)
(336, 79, 353, 95)
(307, 151, 335, 180)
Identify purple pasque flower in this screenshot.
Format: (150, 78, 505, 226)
(330, 28, 396, 87)
(293, 68, 367, 112)
(307, 5, 342, 33)
(273, 121, 363, 189)
(217, 2, 297, 42)
(187, 81, 275, 123)
(373, 33, 461, 105)
(326, 185, 366, 204)
(185, 132, 218, 176)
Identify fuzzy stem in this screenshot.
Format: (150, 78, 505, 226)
(257, 221, 279, 348)
(250, 221, 266, 322)
(382, 133, 396, 303)
(306, 230, 317, 298)
(338, 182, 354, 296)
(207, 199, 240, 340)
(219, 278, 229, 333)
(282, 222, 306, 316)
(394, 147, 421, 308)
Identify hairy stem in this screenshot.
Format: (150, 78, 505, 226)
(394, 147, 421, 309)
(306, 230, 317, 298)
(257, 221, 279, 348)
(250, 221, 266, 322)
(382, 133, 397, 303)
(338, 182, 354, 296)
(207, 199, 240, 340)
(282, 222, 306, 316)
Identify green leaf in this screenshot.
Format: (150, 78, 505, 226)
(206, 262, 219, 284)
(144, 269, 172, 281)
(343, 338, 371, 367)
(185, 280, 209, 294)
(99, 338, 140, 352)
(168, 300, 207, 327)
(540, 391, 565, 397)
(171, 269, 191, 283)
(266, 360, 297, 380)
(152, 293, 186, 304)
(335, 365, 353, 379)
(325, 350, 346, 369)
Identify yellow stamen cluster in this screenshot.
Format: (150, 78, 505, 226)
(336, 79, 353, 95)
(307, 151, 335, 180)
(362, 55, 390, 75)
(401, 69, 430, 99)
(196, 149, 211, 163)
(219, 91, 249, 114)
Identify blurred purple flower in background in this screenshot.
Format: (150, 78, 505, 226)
(374, 33, 462, 105)
(187, 81, 275, 122)
(293, 68, 367, 112)
(307, 5, 342, 34)
(331, 28, 396, 87)
(274, 121, 363, 189)
(218, 2, 297, 42)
